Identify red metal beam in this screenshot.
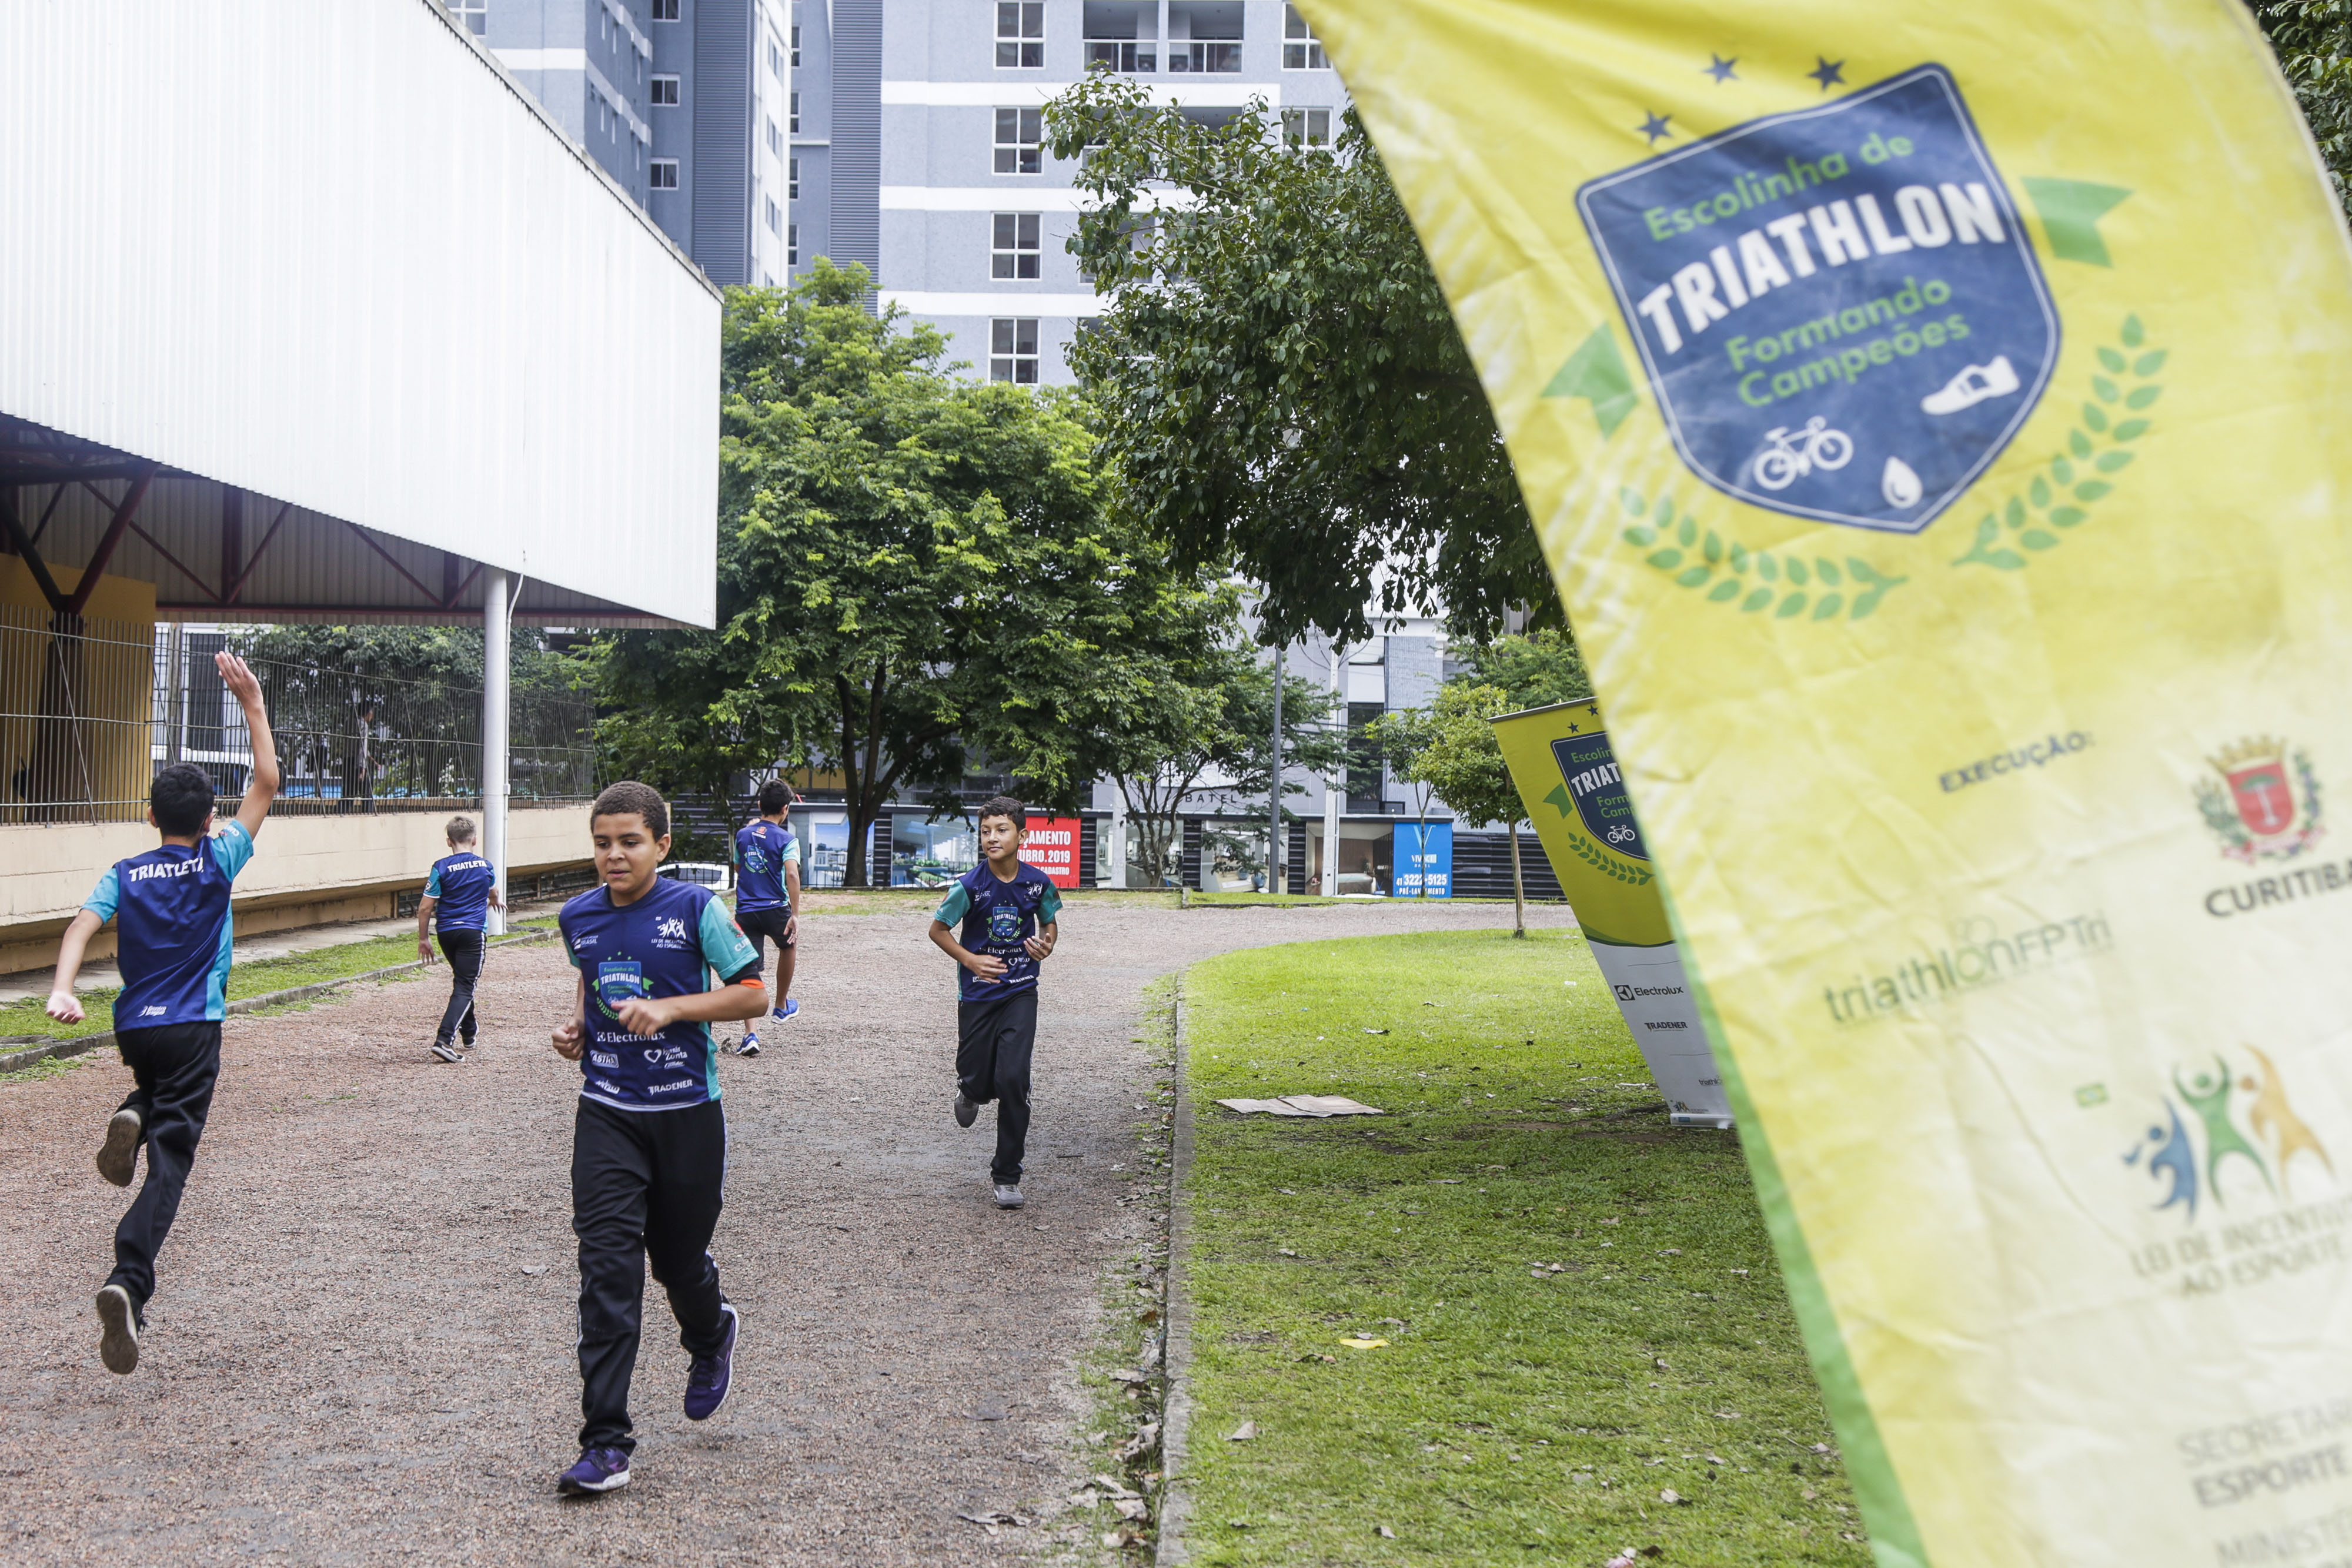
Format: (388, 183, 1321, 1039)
(220, 487, 243, 604)
(29, 481, 66, 547)
(340, 519, 442, 606)
(0, 488, 69, 613)
(126, 520, 221, 603)
(156, 602, 674, 623)
(64, 462, 161, 615)
(223, 500, 293, 603)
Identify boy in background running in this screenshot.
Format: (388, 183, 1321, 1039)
(727, 780, 801, 1058)
(45, 651, 280, 1375)
(549, 781, 767, 1495)
(419, 815, 502, 1063)
(927, 795, 1059, 1211)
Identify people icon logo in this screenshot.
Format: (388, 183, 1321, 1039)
(2195, 737, 2323, 864)
(1578, 64, 2056, 531)
(2125, 1047, 2334, 1221)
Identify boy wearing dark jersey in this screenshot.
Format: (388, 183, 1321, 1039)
(549, 781, 767, 1496)
(727, 778, 803, 1058)
(45, 652, 281, 1375)
(418, 814, 502, 1063)
(927, 795, 1061, 1210)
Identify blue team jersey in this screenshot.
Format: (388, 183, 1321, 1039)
(424, 851, 495, 932)
(934, 861, 1063, 1002)
(558, 877, 761, 1112)
(733, 820, 800, 915)
(83, 821, 258, 1028)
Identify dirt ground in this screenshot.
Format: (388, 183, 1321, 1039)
(0, 897, 1571, 1565)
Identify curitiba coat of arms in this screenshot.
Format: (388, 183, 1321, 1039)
(2195, 737, 2323, 864)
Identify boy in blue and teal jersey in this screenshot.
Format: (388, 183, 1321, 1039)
(418, 813, 502, 1063)
(727, 778, 803, 1058)
(46, 652, 281, 1376)
(548, 781, 769, 1496)
(927, 795, 1061, 1211)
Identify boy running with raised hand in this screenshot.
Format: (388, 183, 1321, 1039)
(727, 779, 802, 1058)
(549, 781, 767, 1496)
(927, 795, 1060, 1211)
(45, 651, 280, 1375)
(419, 814, 502, 1063)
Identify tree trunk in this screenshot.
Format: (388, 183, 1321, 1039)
(1508, 820, 1527, 938)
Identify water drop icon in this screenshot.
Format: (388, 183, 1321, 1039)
(1882, 456, 1922, 509)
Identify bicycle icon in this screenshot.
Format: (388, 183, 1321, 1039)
(1604, 825, 1638, 845)
(1752, 416, 1853, 491)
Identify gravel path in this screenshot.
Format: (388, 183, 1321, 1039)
(0, 898, 1571, 1564)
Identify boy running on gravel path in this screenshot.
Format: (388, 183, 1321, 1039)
(550, 781, 768, 1496)
(727, 779, 803, 1058)
(417, 814, 502, 1064)
(927, 795, 1060, 1211)
(45, 652, 281, 1376)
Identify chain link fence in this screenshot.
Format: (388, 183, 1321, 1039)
(0, 609, 596, 824)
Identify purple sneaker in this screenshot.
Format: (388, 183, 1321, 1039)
(684, 1301, 740, 1421)
(557, 1446, 631, 1495)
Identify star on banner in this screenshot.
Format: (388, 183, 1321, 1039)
(1637, 111, 1673, 145)
(1702, 54, 1737, 83)
(1808, 56, 1845, 91)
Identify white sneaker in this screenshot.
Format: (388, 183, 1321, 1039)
(1920, 355, 2020, 415)
(993, 1183, 1024, 1210)
(96, 1108, 142, 1187)
(96, 1284, 139, 1375)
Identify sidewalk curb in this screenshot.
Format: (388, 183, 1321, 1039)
(1156, 975, 1198, 1566)
(0, 927, 557, 1077)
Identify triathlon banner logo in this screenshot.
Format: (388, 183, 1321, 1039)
(1549, 731, 1650, 861)
(1578, 63, 2056, 532)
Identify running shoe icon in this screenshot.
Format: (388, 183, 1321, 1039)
(1920, 356, 2020, 415)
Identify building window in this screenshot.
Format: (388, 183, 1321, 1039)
(766, 196, 783, 236)
(789, 91, 800, 133)
(990, 318, 1040, 383)
(767, 117, 783, 156)
(651, 74, 680, 106)
(1083, 3, 1157, 74)
(789, 155, 799, 199)
(1282, 4, 1327, 69)
(996, 2, 1043, 68)
(769, 34, 784, 76)
(788, 223, 799, 266)
(994, 107, 1043, 173)
(651, 0, 679, 19)
(1282, 107, 1331, 150)
(650, 159, 679, 189)
(449, 0, 488, 35)
(791, 24, 801, 66)
(991, 213, 1042, 279)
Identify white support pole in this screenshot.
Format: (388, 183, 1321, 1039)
(1267, 643, 1285, 894)
(1321, 638, 1346, 895)
(482, 568, 512, 935)
(1107, 791, 1128, 888)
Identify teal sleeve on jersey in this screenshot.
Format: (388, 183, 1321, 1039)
(209, 821, 256, 880)
(699, 895, 760, 980)
(425, 864, 444, 898)
(83, 867, 121, 922)
(934, 882, 971, 926)
(1040, 883, 1063, 924)
(782, 836, 802, 863)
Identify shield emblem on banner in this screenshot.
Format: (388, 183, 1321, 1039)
(1578, 64, 2057, 532)
(595, 961, 648, 1020)
(2226, 761, 2296, 837)
(1551, 732, 1649, 861)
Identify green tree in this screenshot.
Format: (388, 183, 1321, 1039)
(593, 260, 1232, 885)
(1107, 642, 1348, 887)
(2256, 2, 2352, 216)
(1449, 627, 1593, 713)
(1044, 77, 1554, 646)
(1408, 683, 1535, 934)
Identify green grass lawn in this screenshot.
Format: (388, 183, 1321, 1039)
(0, 915, 558, 1047)
(1176, 929, 1869, 1566)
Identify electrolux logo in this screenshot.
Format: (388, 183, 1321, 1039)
(1615, 983, 1685, 1001)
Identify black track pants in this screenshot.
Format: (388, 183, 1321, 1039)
(434, 929, 483, 1047)
(108, 1021, 223, 1315)
(571, 1096, 730, 1453)
(956, 988, 1038, 1185)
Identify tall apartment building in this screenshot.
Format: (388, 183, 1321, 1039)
(458, 0, 795, 287)
(789, 0, 1349, 383)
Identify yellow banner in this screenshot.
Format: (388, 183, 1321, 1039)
(1298, 1, 2352, 1562)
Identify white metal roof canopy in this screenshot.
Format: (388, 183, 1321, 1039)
(0, 0, 721, 628)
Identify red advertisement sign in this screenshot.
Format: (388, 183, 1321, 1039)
(1023, 817, 1084, 888)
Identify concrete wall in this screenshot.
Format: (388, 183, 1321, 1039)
(0, 802, 594, 973)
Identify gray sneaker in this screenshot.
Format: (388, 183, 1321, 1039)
(96, 1108, 142, 1187)
(430, 1040, 465, 1064)
(993, 1183, 1024, 1210)
(95, 1283, 139, 1375)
